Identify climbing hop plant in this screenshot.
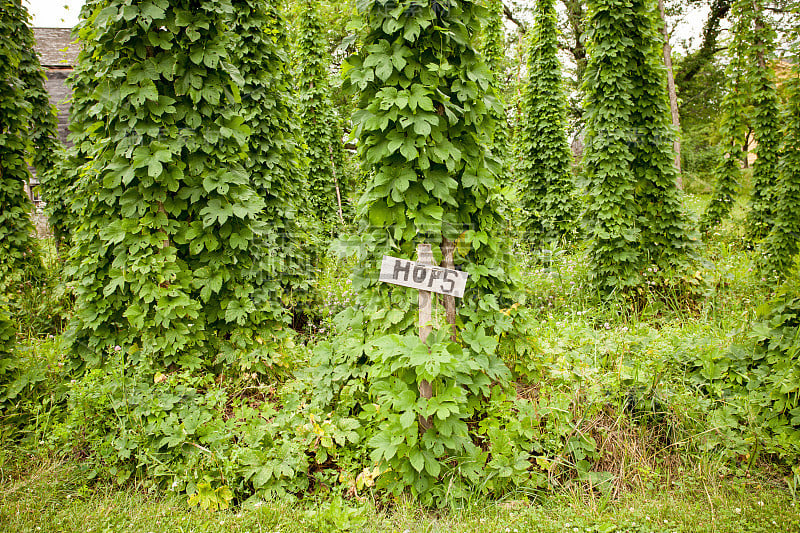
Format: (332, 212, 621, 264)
(12, 0, 65, 251)
(0, 302, 13, 357)
(295, 0, 348, 230)
(481, 0, 511, 170)
(759, 52, 800, 279)
(331, 0, 523, 504)
(0, 299, 18, 400)
(15, 3, 62, 191)
(43, 0, 106, 249)
(0, 0, 44, 295)
(515, 0, 578, 246)
(65, 0, 281, 368)
(581, 0, 696, 295)
(743, 0, 782, 240)
(228, 0, 312, 316)
(699, 13, 749, 234)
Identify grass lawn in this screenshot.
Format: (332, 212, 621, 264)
(1, 452, 798, 533)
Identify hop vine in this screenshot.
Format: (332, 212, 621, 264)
(0, 0, 44, 296)
(229, 0, 312, 317)
(295, 0, 348, 231)
(758, 54, 800, 279)
(582, 0, 696, 294)
(515, 0, 578, 246)
(482, 0, 511, 186)
(65, 0, 281, 368)
(336, 0, 522, 503)
(44, 0, 105, 248)
(743, 0, 782, 240)
(699, 5, 750, 234)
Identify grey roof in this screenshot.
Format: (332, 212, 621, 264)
(32, 28, 79, 68)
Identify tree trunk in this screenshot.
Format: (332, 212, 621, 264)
(658, 0, 682, 187)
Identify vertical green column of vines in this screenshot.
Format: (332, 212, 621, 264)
(0, 300, 18, 398)
(699, 8, 749, 234)
(759, 55, 800, 279)
(332, 0, 520, 503)
(482, 0, 510, 175)
(744, 0, 781, 240)
(295, 0, 348, 231)
(15, 3, 62, 196)
(44, 0, 105, 249)
(626, 2, 696, 274)
(229, 0, 311, 319)
(582, 0, 695, 295)
(65, 0, 274, 368)
(0, 302, 14, 356)
(0, 0, 44, 295)
(346, 0, 517, 315)
(515, 0, 578, 246)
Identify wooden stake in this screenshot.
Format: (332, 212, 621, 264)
(416, 243, 434, 432)
(440, 237, 458, 342)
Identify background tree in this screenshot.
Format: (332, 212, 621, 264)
(674, 0, 731, 88)
(657, 0, 682, 178)
(0, 0, 44, 295)
(65, 0, 278, 367)
(515, 0, 578, 245)
(582, 0, 696, 294)
(675, 55, 726, 179)
(294, 0, 348, 230)
(744, 0, 782, 239)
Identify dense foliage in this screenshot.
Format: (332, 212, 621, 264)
(336, 0, 527, 503)
(743, 0, 781, 240)
(0, 302, 15, 362)
(295, 0, 348, 230)
(15, 3, 61, 186)
(229, 0, 312, 316)
(676, 280, 800, 462)
(481, 0, 510, 171)
(43, 0, 104, 248)
(698, 13, 748, 233)
(581, 0, 696, 294)
(759, 55, 800, 279)
(3, 0, 800, 514)
(64, 0, 283, 367)
(515, 0, 578, 245)
(0, 0, 44, 295)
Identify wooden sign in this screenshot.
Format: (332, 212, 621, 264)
(379, 255, 468, 298)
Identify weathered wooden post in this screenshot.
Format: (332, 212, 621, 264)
(416, 243, 435, 430)
(378, 243, 469, 432)
(440, 237, 457, 341)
